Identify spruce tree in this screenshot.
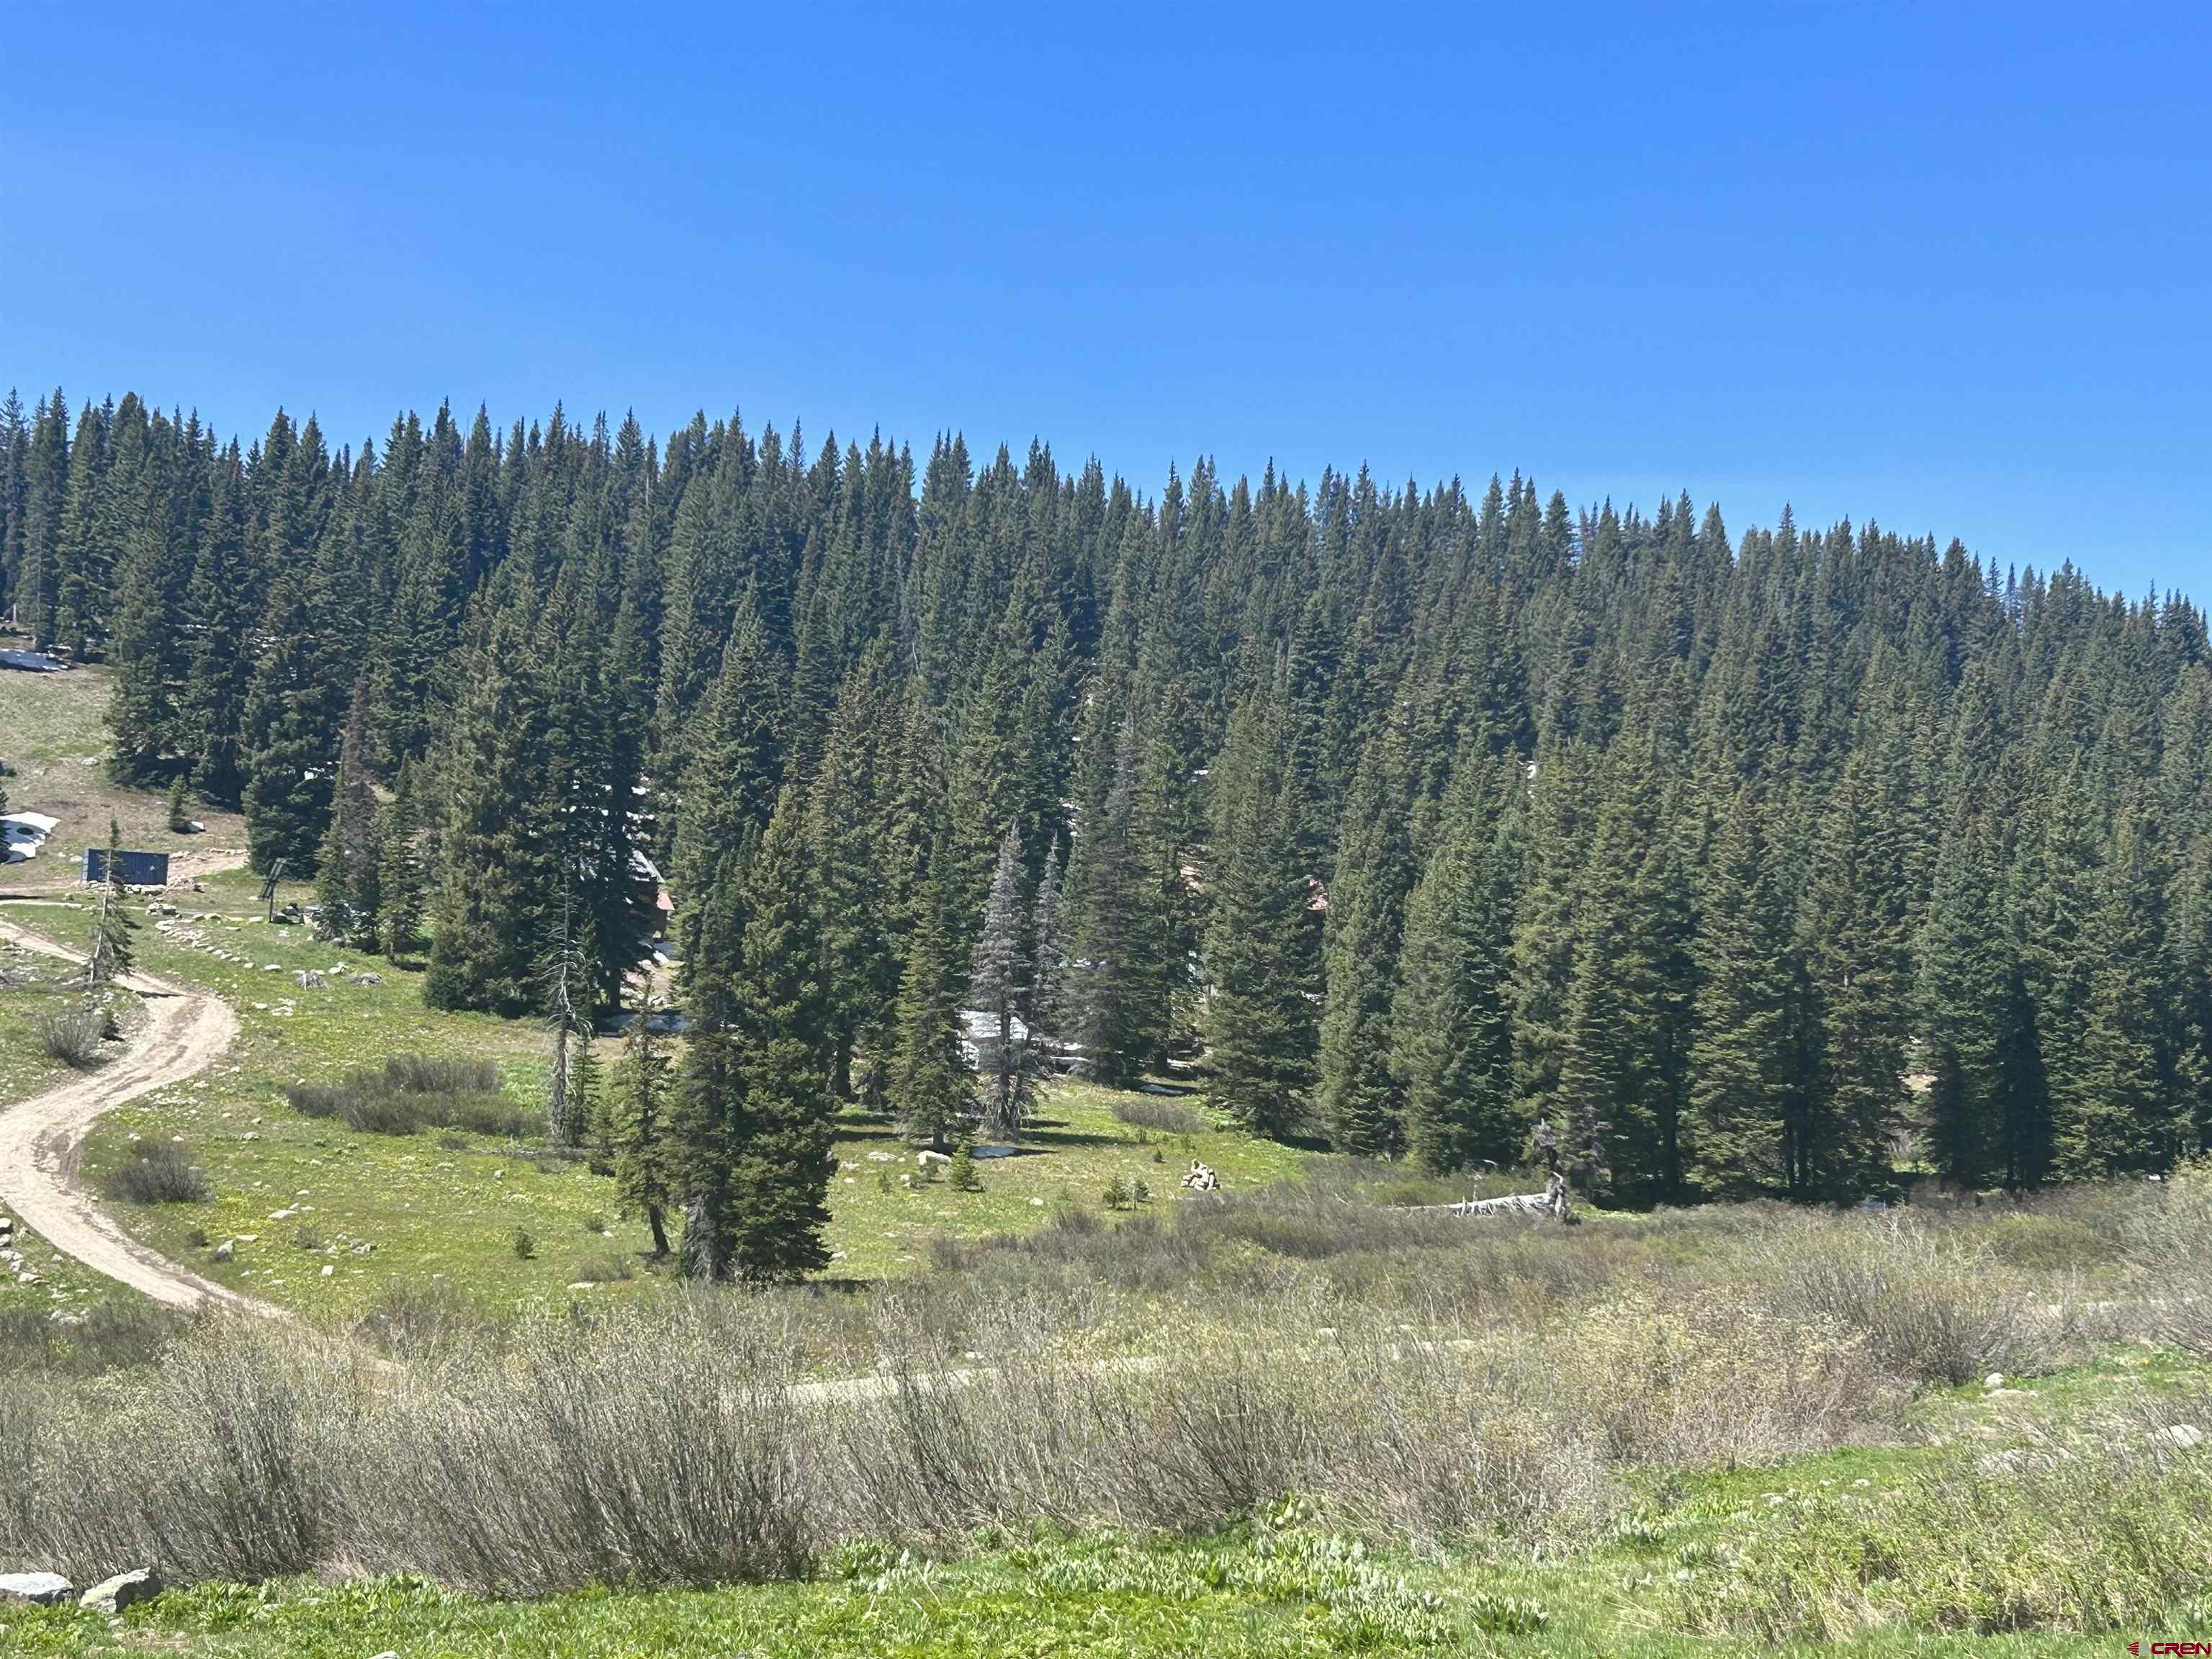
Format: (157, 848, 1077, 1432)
(376, 773, 426, 961)
(313, 681, 382, 945)
(1686, 786, 1795, 1195)
(722, 784, 838, 1282)
(423, 601, 557, 1014)
(1316, 730, 1416, 1157)
(1391, 758, 1519, 1173)
(968, 822, 1039, 1139)
(608, 977, 675, 1256)
(241, 570, 345, 874)
(84, 819, 136, 990)
(1203, 689, 1321, 1139)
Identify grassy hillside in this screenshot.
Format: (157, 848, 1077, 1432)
(4, 663, 1315, 1319)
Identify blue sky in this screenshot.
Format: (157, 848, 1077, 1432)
(4, 3, 2208, 597)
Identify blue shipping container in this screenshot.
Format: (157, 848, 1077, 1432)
(84, 848, 171, 886)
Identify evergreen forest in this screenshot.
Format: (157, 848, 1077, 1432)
(4, 386, 2208, 1275)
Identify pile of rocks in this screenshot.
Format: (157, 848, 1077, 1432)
(0, 1567, 162, 1613)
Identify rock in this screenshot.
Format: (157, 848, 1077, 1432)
(1983, 1372, 2005, 1390)
(2164, 1423, 2204, 1449)
(212, 1239, 235, 1262)
(0, 1571, 73, 1604)
(866, 1150, 896, 1164)
(293, 970, 326, 989)
(917, 1149, 952, 1166)
(78, 1568, 161, 1613)
(319, 1264, 334, 1277)
(1029, 1196, 1045, 1206)
(350, 972, 385, 986)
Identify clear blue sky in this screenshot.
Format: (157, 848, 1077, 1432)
(4, 3, 2208, 598)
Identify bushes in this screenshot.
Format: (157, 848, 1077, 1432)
(1672, 1409, 2212, 1640)
(281, 1054, 525, 1140)
(30, 1000, 108, 1069)
(1109, 1094, 1208, 1136)
(383, 1053, 500, 1095)
(102, 1141, 211, 1205)
(1742, 1213, 2064, 1385)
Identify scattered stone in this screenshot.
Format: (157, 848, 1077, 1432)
(1181, 1158, 1221, 1192)
(319, 1264, 334, 1277)
(293, 970, 326, 989)
(917, 1149, 952, 1167)
(866, 1150, 896, 1164)
(212, 1239, 235, 1262)
(1029, 1197, 1045, 1207)
(2164, 1423, 2204, 1449)
(78, 1568, 161, 1614)
(1983, 1372, 2005, 1390)
(0, 1572, 73, 1605)
(350, 972, 384, 986)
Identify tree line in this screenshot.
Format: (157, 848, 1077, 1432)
(4, 385, 2208, 1277)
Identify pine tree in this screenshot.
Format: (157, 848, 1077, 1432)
(84, 819, 136, 990)
(1788, 725, 1920, 1199)
(184, 452, 256, 802)
(968, 822, 1040, 1139)
(1029, 835, 1066, 1040)
(423, 601, 558, 1014)
(717, 784, 838, 1282)
(376, 773, 426, 961)
(608, 978, 675, 1256)
(313, 680, 382, 945)
(1315, 730, 1418, 1157)
(1686, 787, 1796, 1195)
(241, 570, 345, 874)
(1391, 758, 1519, 1173)
(2068, 792, 2175, 1176)
(889, 826, 972, 1147)
(1202, 689, 1321, 1139)
(1064, 711, 1171, 1084)
(543, 883, 597, 1147)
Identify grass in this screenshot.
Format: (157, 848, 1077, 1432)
(42, 895, 1308, 1320)
(3, 1360, 2204, 1656)
(0, 660, 250, 896)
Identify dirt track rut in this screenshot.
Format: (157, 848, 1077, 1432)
(0, 914, 258, 1311)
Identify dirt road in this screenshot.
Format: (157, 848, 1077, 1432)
(0, 914, 255, 1311)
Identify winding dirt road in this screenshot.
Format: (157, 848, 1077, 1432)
(0, 912, 255, 1310)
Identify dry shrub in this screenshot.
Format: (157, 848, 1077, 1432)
(0, 1320, 354, 1583)
(1109, 1094, 1208, 1136)
(348, 1303, 811, 1591)
(383, 1054, 501, 1094)
(282, 1058, 526, 1140)
(1555, 1294, 1891, 1467)
(30, 1001, 106, 1069)
(1741, 1213, 2067, 1385)
(102, 1140, 212, 1205)
(2120, 1164, 2212, 1354)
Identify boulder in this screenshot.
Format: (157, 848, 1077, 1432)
(917, 1149, 952, 1167)
(2164, 1423, 2204, 1450)
(212, 1238, 235, 1262)
(79, 1568, 161, 1614)
(0, 1571, 73, 1604)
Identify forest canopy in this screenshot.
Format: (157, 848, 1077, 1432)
(4, 385, 2207, 1244)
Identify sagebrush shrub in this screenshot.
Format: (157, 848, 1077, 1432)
(103, 1141, 211, 1205)
(30, 1001, 107, 1069)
